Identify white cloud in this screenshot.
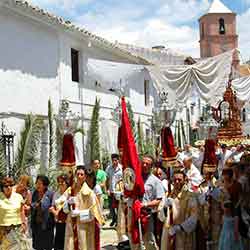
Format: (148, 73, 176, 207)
(157, 0, 210, 24)
(29, 0, 250, 60)
(75, 0, 205, 57)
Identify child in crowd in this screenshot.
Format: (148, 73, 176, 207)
(219, 200, 244, 250)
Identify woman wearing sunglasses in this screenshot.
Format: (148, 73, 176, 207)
(0, 177, 32, 249)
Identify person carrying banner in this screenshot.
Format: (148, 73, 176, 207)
(117, 97, 146, 250)
(158, 127, 198, 250)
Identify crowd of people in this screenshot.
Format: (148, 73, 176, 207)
(0, 144, 250, 250)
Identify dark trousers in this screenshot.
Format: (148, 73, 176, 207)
(54, 222, 66, 250)
(108, 195, 117, 223)
(32, 224, 54, 250)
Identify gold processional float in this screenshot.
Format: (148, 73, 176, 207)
(195, 75, 250, 147)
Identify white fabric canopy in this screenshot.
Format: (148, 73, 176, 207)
(87, 51, 247, 107)
(87, 58, 144, 90)
(232, 76, 250, 102)
(146, 50, 234, 107)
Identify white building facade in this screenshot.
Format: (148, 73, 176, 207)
(2, 0, 237, 174)
(0, 0, 163, 169)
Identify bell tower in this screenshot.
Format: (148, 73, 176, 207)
(199, 0, 238, 59)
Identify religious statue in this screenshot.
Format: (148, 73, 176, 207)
(56, 100, 83, 172)
(213, 79, 244, 144)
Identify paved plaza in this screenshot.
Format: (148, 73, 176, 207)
(101, 219, 118, 250)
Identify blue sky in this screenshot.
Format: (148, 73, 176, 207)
(29, 0, 250, 60)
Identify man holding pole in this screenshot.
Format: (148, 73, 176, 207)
(158, 126, 198, 250)
(158, 168, 198, 250)
(140, 155, 165, 250)
(118, 97, 164, 250)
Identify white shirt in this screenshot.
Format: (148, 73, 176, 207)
(105, 163, 123, 193)
(185, 164, 203, 192)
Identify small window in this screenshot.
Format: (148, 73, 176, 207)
(219, 18, 225, 35)
(201, 23, 205, 38)
(71, 48, 79, 82)
(144, 80, 150, 106)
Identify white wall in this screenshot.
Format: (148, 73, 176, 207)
(0, 6, 155, 165)
(0, 7, 60, 116)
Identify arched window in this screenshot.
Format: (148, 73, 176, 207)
(219, 18, 225, 35)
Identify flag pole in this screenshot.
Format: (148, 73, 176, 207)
(138, 218, 146, 250)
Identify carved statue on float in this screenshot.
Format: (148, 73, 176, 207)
(212, 79, 244, 145)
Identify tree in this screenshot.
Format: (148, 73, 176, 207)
(90, 98, 101, 162)
(13, 114, 43, 179)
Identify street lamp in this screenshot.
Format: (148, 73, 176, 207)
(151, 89, 177, 160)
(157, 89, 176, 127)
(0, 122, 15, 176)
(199, 107, 219, 140)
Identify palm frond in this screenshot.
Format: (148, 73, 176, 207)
(13, 114, 43, 179)
(90, 98, 101, 162)
(48, 99, 57, 170)
(56, 126, 63, 166)
(0, 142, 7, 178)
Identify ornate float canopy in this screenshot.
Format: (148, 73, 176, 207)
(213, 78, 245, 146)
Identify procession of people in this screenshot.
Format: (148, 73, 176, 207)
(1, 96, 250, 250)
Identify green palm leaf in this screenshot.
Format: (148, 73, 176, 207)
(48, 99, 56, 170)
(90, 98, 101, 162)
(13, 114, 43, 179)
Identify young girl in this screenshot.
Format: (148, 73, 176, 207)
(219, 200, 244, 250)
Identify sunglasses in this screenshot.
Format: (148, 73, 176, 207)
(3, 184, 14, 188)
